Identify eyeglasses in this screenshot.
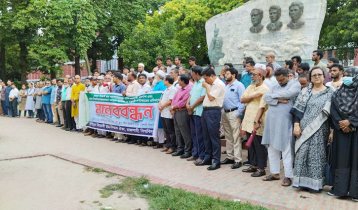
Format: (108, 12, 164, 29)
(252, 73, 258, 77)
(311, 74, 323, 78)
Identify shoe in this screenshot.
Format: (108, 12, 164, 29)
(77, 129, 82, 133)
(327, 189, 335, 196)
(166, 148, 175, 154)
(207, 163, 221, 170)
(242, 166, 257, 173)
(194, 158, 203, 163)
(231, 162, 242, 169)
(186, 156, 197, 161)
(172, 151, 184, 157)
(70, 128, 77, 132)
(56, 124, 63, 127)
(122, 139, 131, 143)
(106, 135, 113, 139)
(97, 135, 106, 139)
(153, 144, 163, 149)
(243, 160, 251, 166)
(53, 123, 60, 126)
(127, 141, 136, 144)
(180, 154, 191, 159)
(115, 140, 122, 143)
(65, 128, 71, 131)
(161, 147, 169, 152)
(139, 143, 147, 147)
(62, 127, 67, 130)
(195, 160, 212, 166)
(220, 158, 235, 164)
(353, 198, 358, 202)
(251, 169, 266, 177)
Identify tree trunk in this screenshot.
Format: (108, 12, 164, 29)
(50, 69, 56, 79)
(75, 55, 80, 76)
(90, 41, 97, 72)
(0, 43, 5, 81)
(19, 42, 28, 84)
(118, 57, 124, 70)
(84, 52, 91, 76)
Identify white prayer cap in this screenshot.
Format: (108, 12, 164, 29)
(138, 63, 145, 68)
(255, 63, 266, 70)
(97, 76, 104, 80)
(147, 73, 155, 78)
(157, 70, 166, 78)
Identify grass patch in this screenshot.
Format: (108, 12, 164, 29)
(83, 166, 105, 173)
(106, 173, 116, 178)
(104, 177, 268, 210)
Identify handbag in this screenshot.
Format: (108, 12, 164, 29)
(325, 144, 334, 186)
(245, 130, 256, 148)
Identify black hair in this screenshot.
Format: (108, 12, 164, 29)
(138, 73, 147, 79)
(156, 56, 163, 61)
(57, 79, 64, 82)
(129, 71, 137, 79)
(93, 70, 99, 74)
(247, 60, 255, 67)
(291, 56, 302, 64)
(189, 56, 196, 61)
(107, 70, 113, 73)
(330, 63, 344, 72)
(309, 66, 326, 81)
(166, 57, 173, 61)
(7, 79, 12, 82)
(191, 65, 203, 75)
(179, 74, 190, 85)
(123, 66, 129, 70)
(297, 63, 310, 72)
(328, 57, 339, 64)
(171, 68, 179, 75)
(175, 56, 182, 61)
(114, 72, 123, 80)
(100, 73, 106, 76)
(202, 67, 216, 77)
(225, 67, 238, 78)
(245, 57, 253, 62)
(285, 60, 294, 69)
(274, 68, 289, 77)
(224, 63, 234, 68)
(165, 75, 174, 84)
(313, 50, 324, 60)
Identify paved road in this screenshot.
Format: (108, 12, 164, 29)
(0, 117, 354, 209)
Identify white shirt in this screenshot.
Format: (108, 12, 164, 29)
(137, 70, 149, 77)
(160, 85, 178, 119)
(9, 88, 19, 99)
(167, 66, 176, 74)
(137, 83, 152, 95)
(173, 80, 180, 90)
(98, 84, 111, 93)
(66, 85, 73, 100)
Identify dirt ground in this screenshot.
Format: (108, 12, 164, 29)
(0, 156, 149, 210)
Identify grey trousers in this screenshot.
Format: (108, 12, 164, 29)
(174, 110, 192, 154)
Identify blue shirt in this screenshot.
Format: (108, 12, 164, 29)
(42, 86, 52, 104)
(189, 78, 207, 116)
(50, 85, 57, 104)
(223, 80, 246, 117)
(153, 81, 166, 91)
(241, 72, 252, 89)
(5, 86, 12, 106)
(112, 82, 126, 94)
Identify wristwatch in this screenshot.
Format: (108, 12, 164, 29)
(254, 121, 258, 124)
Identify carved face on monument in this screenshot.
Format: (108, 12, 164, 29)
(287, 2, 305, 29)
(251, 9, 263, 26)
(269, 6, 281, 23)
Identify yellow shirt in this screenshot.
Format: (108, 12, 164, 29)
(71, 83, 85, 117)
(203, 77, 226, 107)
(241, 84, 269, 136)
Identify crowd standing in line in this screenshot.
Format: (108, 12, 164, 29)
(1, 51, 357, 201)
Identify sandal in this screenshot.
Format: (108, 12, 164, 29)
(281, 177, 292, 187)
(262, 174, 280, 181)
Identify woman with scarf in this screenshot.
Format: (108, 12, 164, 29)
(291, 67, 335, 192)
(25, 82, 35, 118)
(329, 75, 358, 201)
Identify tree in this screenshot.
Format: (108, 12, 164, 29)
(319, 0, 358, 59)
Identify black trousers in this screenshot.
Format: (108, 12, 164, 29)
(248, 134, 267, 168)
(62, 101, 67, 128)
(174, 110, 192, 154)
(162, 117, 176, 149)
(65, 100, 75, 129)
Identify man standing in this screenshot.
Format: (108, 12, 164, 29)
(55, 79, 64, 127)
(189, 56, 196, 69)
(9, 83, 19, 118)
(92, 76, 111, 138)
(261, 68, 301, 186)
(65, 77, 75, 131)
(122, 66, 130, 80)
(311, 50, 328, 72)
(137, 74, 152, 94)
(83, 77, 98, 136)
(71, 75, 86, 132)
(170, 74, 193, 158)
(241, 68, 269, 177)
(5, 80, 12, 116)
(166, 57, 176, 74)
(220, 68, 246, 169)
(158, 75, 178, 153)
(195, 67, 225, 170)
(291, 56, 302, 72)
(175, 56, 183, 69)
(266, 52, 281, 72)
(296, 63, 310, 76)
(152, 71, 166, 91)
(325, 57, 340, 83)
(156, 57, 163, 69)
(42, 80, 53, 123)
(60, 79, 68, 129)
(170, 68, 180, 89)
(241, 60, 255, 88)
(186, 66, 206, 163)
(137, 63, 148, 77)
(50, 78, 59, 125)
(326, 64, 344, 90)
(35, 82, 45, 123)
(122, 72, 139, 97)
(298, 74, 310, 89)
(111, 72, 127, 141)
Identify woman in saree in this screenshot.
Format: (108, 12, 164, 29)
(330, 75, 358, 201)
(291, 67, 335, 192)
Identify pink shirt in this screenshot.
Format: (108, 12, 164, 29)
(171, 82, 193, 109)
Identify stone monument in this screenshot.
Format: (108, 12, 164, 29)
(205, 0, 327, 65)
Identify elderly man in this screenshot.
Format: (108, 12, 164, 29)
(71, 75, 86, 132)
(195, 67, 226, 171)
(261, 68, 301, 186)
(170, 74, 193, 158)
(35, 81, 45, 123)
(9, 83, 19, 117)
(5, 80, 13, 116)
(220, 67, 246, 169)
(266, 52, 281, 72)
(137, 63, 148, 77)
(241, 67, 269, 177)
(153, 70, 166, 91)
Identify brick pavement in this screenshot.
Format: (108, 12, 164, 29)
(0, 117, 355, 210)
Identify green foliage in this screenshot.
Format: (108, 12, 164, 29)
(319, 0, 358, 59)
(113, 177, 267, 210)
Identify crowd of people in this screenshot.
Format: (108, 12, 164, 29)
(0, 51, 357, 201)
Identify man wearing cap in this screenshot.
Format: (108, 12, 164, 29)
(153, 70, 166, 91)
(241, 67, 269, 177)
(137, 63, 148, 77)
(147, 73, 155, 89)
